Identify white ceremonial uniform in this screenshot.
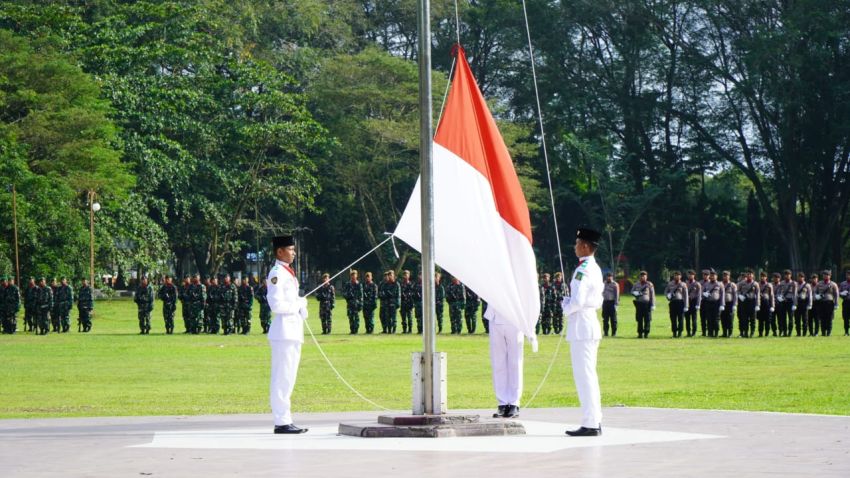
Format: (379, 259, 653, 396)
(561, 255, 604, 428)
(267, 259, 308, 426)
(485, 308, 524, 407)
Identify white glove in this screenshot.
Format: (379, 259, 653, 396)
(666, 293, 672, 300)
(791, 305, 797, 311)
(815, 294, 822, 300)
(702, 292, 709, 298)
(777, 296, 784, 302)
(561, 297, 570, 309)
(840, 290, 848, 297)
(770, 307, 774, 312)
(683, 307, 688, 312)
(298, 296, 308, 309)
(632, 290, 640, 297)
(299, 306, 309, 320)
(719, 306, 725, 312)
(651, 306, 656, 311)
(755, 306, 760, 312)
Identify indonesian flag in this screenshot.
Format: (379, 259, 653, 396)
(394, 46, 540, 350)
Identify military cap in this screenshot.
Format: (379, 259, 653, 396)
(783, 269, 792, 275)
(639, 270, 648, 276)
(272, 235, 295, 249)
(772, 272, 781, 278)
(37, 276, 46, 282)
(759, 271, 767, 276)
(672, 270, 682, 276)
(576, 227, 602, 246)
(745, 268, 754, 274)
(701, 269, 710, 275)
(321, 273, 330, 279)
(721, 270, 730, 276)
(687, 269, 696, 275)
(810, 273, 818, 279)
(709, 268, 717, 274)
(822, 269, 832, 276)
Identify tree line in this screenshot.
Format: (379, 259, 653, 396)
(1, 0, 848, 286)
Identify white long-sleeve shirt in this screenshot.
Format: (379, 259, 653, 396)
(267, 260, 307, 342)
(563, 255, 604, 342)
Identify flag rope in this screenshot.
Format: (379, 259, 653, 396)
(301, 235, 395, 411)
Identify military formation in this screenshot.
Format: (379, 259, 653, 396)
(3, 267, 849, 339)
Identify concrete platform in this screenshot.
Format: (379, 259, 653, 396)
(339, 413, 526, 437)
(1, 407, 848, 477)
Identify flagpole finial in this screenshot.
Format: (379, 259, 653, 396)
(450, 44, 465, 58)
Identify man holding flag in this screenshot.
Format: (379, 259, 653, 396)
(562, 228, 605, 437)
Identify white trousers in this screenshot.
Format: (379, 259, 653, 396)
(569, 339, 602, 427)
(489, 321, 524, 406)
(270, 340, 302, 426)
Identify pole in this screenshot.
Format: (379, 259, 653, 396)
(89, 190, 95, 288)
(11, 184, 20, 287)
(417, 0, 437, 415)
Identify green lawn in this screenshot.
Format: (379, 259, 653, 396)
(1, 297, 848, 418)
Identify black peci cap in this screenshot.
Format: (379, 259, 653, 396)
(272, 235, 295, 249)
(576, 228, 602, 246)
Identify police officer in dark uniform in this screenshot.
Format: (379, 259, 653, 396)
(757, 272, 775, 337)
(632, 271, 655, 338)
(720, 271, 737, 338)
(702, 270, 725, 338)
(813, 270, 839, 337)
(665, 271, 689, 338)
(685, 270, 701, 337)
(774, 270, 797, 336)
(737, 269, 759, 338)
(601, 272, 619, 337)
(794, 272, 812, 336)
(698, 269, 710, 336)
(840, 270, 850, 336)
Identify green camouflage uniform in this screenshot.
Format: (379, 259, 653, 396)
(434, 280, 445, 333)
(77, 285, 94, 332)
(50, 282, 61, 332)
(378, 279, 401, 334)
(446, 281, 466, 334)
(36, 283, 53, 335)
(188, 281, 206, 334)
(203, 279, 215, 333)
(413, 280, 423, 334)
(316, 283, 336, 334)
(219, 281, 238, 335)
(157, 282, 178, 334)
(551, 279, 566, 334)
(236, 282, 254, 334)
(178, 280, 190, 333)
(1, 280, 21, 334)
(343, 280, 364, 334)
(134, 283, 154, 334)
(24, 281, 38, 332)
(56, 283, 74, 333)
(400, 279, 415, 334)
(255, 282, 271, 334)
(362, 280, 378, 334)
(539, 281, 554, 335)
(463, 285, 480, 334)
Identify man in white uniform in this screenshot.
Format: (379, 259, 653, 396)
(267, 235, 310, 434)
(485, 307, 524, 418)
(561, 228, 605, 436)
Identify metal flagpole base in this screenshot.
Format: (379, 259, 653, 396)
(412, 352, 447, 415)
(337, 415, 525, 438)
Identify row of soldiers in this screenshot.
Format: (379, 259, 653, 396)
(605, 268, 850, 339)
(315, 269, 485, 336)
(134, 274, 270, 335)
(0, 276, 94, 334)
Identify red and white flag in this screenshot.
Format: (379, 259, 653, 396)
(395, 46, 540, 350)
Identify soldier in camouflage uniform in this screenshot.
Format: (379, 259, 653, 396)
(413, 273, 424, 334)
(602, 272, 620, 336)
(775, 270, 797, 337)
(813, 270, 839, 337)
(378, 270, 400, 334)
(481, 299, 489, 334)
(464, 284, 480, 334)
(256, 279, 271, 334)
(203, 276, 214, 333)
(1, 276, 21, 334)
(446, 277, 466, 334)
(757, 272, 775, 337)
(178, 276, 191, 333)
(35, 277, 53, 335)
(219, 274, 238, 335)
(77, 279, 94, 333)
(24, 277, 38, 332)
(316, 273, 336, 335)
(552, 272, 566, 334)
(434, 272, 445, 333)
(538, 273, 553, 335)
(56, 277, 74, 333)
(362, 272, 378, 334)
(665, 271, 689, 338)
(157, 275, 178, 335)
(632, 271, 655, 338)
(50, 278, 61, 332)
(237, 277, 254, 334)
(794, 272, 812, 336)
(343, 270, 364, 334)
(737, 269, 759, 338)
(134, 276, 155, 334)
(187, 274, 205, 334)
(399, 270, 415, 334)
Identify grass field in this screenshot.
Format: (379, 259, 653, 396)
(1, 297, 849, 419)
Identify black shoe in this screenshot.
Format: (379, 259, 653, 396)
(493, 405, 506, 418)
(566, 426, 602, 437)
(503, 405, 519, 418)
(274, 424, 308, 434)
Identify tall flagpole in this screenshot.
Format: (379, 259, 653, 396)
(417, 0, 437, 415)
(11, 184, 20, 287)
